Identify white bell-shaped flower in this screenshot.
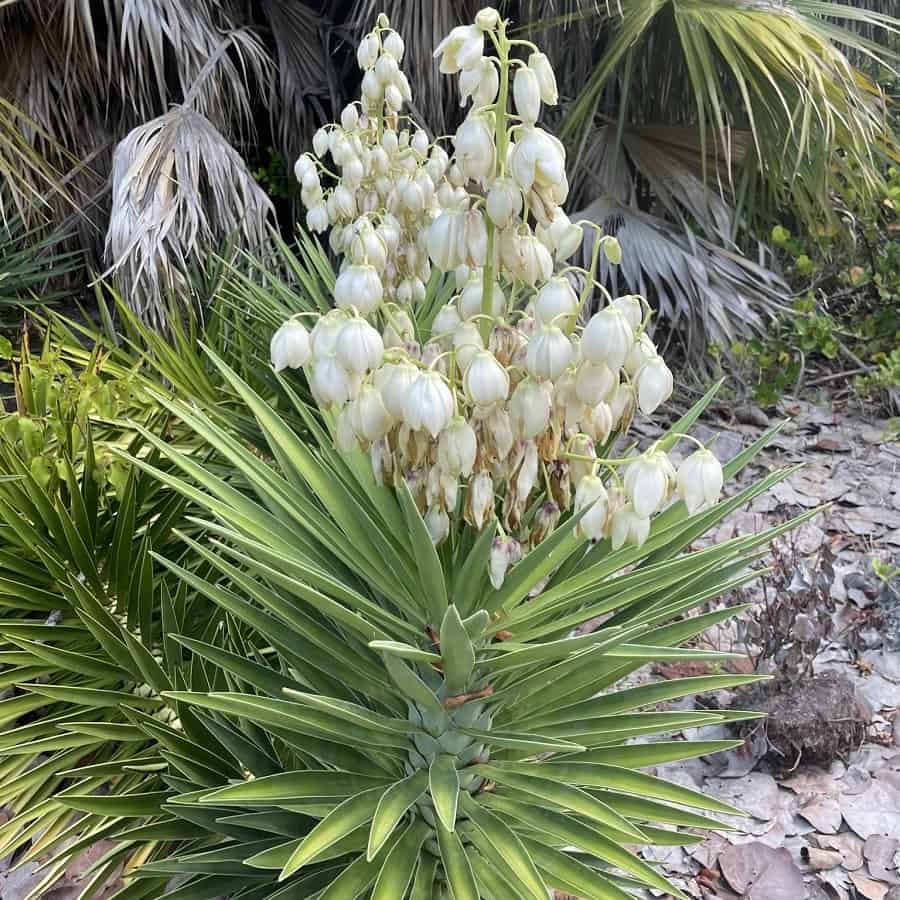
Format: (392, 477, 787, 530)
(312, 127, 330, 158)
(375, 361, 419, 419)
(611, 503, 651, 550)
(335, 405, 360, 453)
(434, 24, 484, 74)
(526, 325, 573, 381)
(612, 295, 643, 331)
(624, 332, 657, 377)
(438, 417, 478, 477)
(459, 277, 505, 320)
(294, 154, 314, 182)
(332, 184, 356, 220)
(635, 354, 673, 415)
(486, 177, 523, 229)
(433, 303, 463, 339)
(582, 307, 634, 370)
(335, 318, 384, 374)
(528, 51, 558, 104)
(464, 350, 509, 407)
(475, 7, 501, 29)
(624, 449, 675, 518)
(459, 58, 499, 108)
(340, 104, 359, 131)
(574, 474, 609, 542)
(454, 116, 495, 181)
(574, 361, 616, 405)
(535, 277, 578, 326)
(539, 208, 582, 260)
(310, 310, 349, 358)
(513, 66, 542, 124)
(489, 537, 522, 589)
(510, 126, 566, 194)
(583, 401, 614, 443)
(333, 264, 383, 315)
(499, 228, 553, 285)
(383, 29, 405, 61)
(677, 448, 724, 514)
(350, 385, 393, 442)
(463, 209, 488, 267)
(306, 204, 329, 233)
(270, 320, 311, 372)
(465, 470, 494, 530)
(452, 321, 485, 371)
(403, 371, 454, 437)
(311, 357, 355, 407)
(509, 378, 551, 439)
(425, 505, 450, 545)
(609, 381, 636, 433)
(426, 209, 467, 271)
(357, 33, 380, 69)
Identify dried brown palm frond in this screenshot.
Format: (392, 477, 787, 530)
(263, 0, 332, 166)
(105, 105, 274, 328)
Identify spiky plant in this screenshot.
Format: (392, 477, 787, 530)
(105, 351, 815, 900)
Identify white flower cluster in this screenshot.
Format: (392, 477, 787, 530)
(272, 9, 724, 586)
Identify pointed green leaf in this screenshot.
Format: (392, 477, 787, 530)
(440, 604, 475, 695)
(367, 771, 428, 861)
(429, 754, 460, 833)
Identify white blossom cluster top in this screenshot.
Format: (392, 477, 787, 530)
(271, 9, 724, 587)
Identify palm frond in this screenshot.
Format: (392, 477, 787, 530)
(104, 106, 275, 328)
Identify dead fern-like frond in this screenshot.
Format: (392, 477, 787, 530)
(105, 105, 274, 328)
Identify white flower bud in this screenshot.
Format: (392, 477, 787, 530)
(526, 325, 573, 381)
(438, 417, 478, 477)
(535, 277, 578, 326)
(403, 371, 454, 437)
(582, 307, 634, 370)
(509, 379, 551, 439)
(635, 355, 673, 415)
(455, 116, 495, 182)
(612, 295, 644, 330)
(426, 209, 467, 271)
(452, 321, 484, 371)
(312, 127, 330, 158)
(611, 503, 650, 550)
(575, 361, 616, 405)
(357, 33, 380, 69)
(528, 52, 558, 104)
(270, 320, 311, 372)
(475, 7, 501, 30)
(425, 505, 450, 544)
(383, 29, 405, 61)
(334, 264, 383, 315)
(459, 277, 505, 320)
(677, 448, 723, 514)
(375, 361, 419, 419)
(294, 154, 315, 182)
(624, 450, 675, 518)
(513, 66, 542, 125)
(583, 401, 614, 443)
(375, 53, 400, 85)
(335, 318, 384, 373)
(465, 470, 494, 530)
(311, 357, 354, 406)
(486, 177, 523, 229)
(350, 384, 393, 442)
(361, 68, 381, 100)
(381, 129, 399, 155)
(434, 25, 484, 74)
(575, 474, 609, 541)
(433, 303, 463, 339)
(459, 58, 500, 108)
(464, 350, 509, 407)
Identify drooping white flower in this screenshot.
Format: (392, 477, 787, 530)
(452, 321, 485, 371)
(312, 127, 330, 158)
(270, 320, 311, 372)
(499, 228, 553, 285)
(382, 29, 405, 61)
(583, 401, 614, 443)
(489, 536, 522, 589)
(465, 470, 494, 529)
(311, 356, 355, 406)
(425, 505, 450, 544)
(294, 154, 315, 182)
(306, 204, 330, 233)
(513, 65, 542, 124)
(677, 448, 724, 514)
(612, 295, 644, 331)
(485, 177, 523, 229)
(375, 361, 419, 419)
(340, 104, 359, 132)
(510, 126, 566, 194)
(526, 325, 573, 381)
(528, 51, 558, 104)
(582, 307, 634, 370)
(635, 355, 673, 415)
(426, 209, 467, 272)
(334, 264, 383, 315)
(357, 33, 380, 69)
(438, 417, 478, 477)
(462, 209, 489, 267)
(335, 318, 384, 373)
(574, 361, 616, 405)
(454, 116, 495, 181)
(335, 405, 360, 452)
(575, 474, 609, 541)
(382, 309, 415, 350)
(611, 503, 651, 550)
(475, 7, 501, 30)
(310, 310, 349, 358)
(434, 24, 484, 74)
(350, 384, 394, 442)
(433, 303, 463, 339)
(459, 58, 499, 108)
(609, 382, 636, 433)
(623, 450, 675, 518)
(535, 277, 578, 326)
(464, 350, 509, 407)
(624, 332, 657, 377)
(509, 379, 551, 439)
(403, 371, 454, 437)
